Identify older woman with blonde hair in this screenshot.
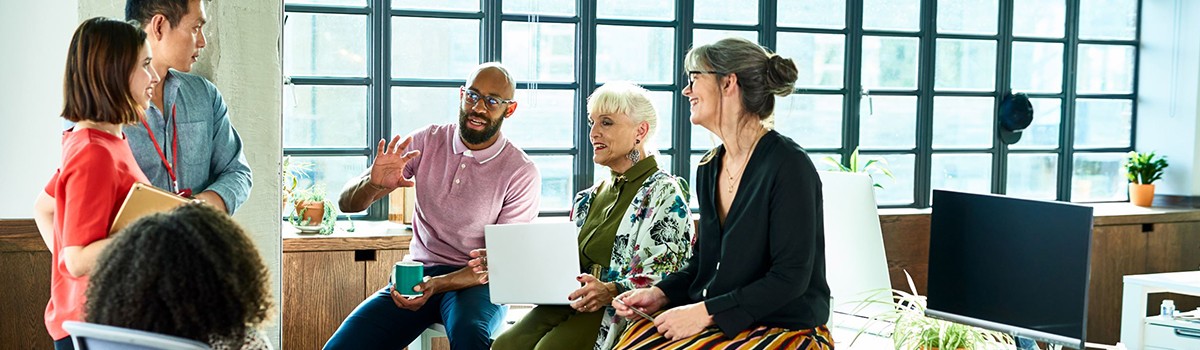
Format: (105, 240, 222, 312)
(475, 82, 694, 350)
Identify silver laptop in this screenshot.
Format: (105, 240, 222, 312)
(819, 171, 895, 336)
(484, 222, 581, 305)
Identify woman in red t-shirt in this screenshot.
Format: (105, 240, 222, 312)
(31, 17, 160, 350)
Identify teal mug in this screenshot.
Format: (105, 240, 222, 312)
(393, 261, 424, 297)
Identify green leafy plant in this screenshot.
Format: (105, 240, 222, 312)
(288, 184, 337, 235)
(823, 147, 896, 189)
(282, 156, 313, 204)
(849, 271, 1013, 350)
(1123, 151, 1168, 185)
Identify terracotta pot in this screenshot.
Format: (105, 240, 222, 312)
(1129, 183, 1155, 207)
(294, 200, 325, 226)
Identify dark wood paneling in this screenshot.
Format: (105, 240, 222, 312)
(0, 219, 46, 253)
(282, 251, 364, 350)
(1146, 221, 1200, 273)
(0, 251, 53, 348)
(879, 213, 931, 294)
(1086, 225, 1148, 345)
(365, 249, 407, 300)
(283, 233, 411, 252)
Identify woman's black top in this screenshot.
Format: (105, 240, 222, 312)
(655, 130, 830, 337)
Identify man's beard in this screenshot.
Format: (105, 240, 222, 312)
(458, 109, 504, 145)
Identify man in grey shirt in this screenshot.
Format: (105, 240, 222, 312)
(123, 0, 251, 213)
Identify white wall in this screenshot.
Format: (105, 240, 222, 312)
(0, 0, 76, 218)
(1138, 0, 1200, 196)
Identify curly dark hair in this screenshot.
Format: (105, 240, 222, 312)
(86, 203, 272, 344)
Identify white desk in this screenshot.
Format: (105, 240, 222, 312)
(1120, 271, 1200, 349)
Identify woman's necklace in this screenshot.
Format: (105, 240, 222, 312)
(722, 132, 764, 194)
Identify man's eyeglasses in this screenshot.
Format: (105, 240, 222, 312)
(686, 70, 723, 90)
(461, 86, 516, 111)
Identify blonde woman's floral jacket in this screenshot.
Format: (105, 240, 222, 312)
(572, 169, 694, 350)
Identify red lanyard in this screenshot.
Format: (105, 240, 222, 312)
(141, 104, 182, 194)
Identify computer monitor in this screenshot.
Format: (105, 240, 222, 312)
(926, 190, 1094, 349)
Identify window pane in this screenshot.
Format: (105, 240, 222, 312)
(644, 91, 675, 150)
(284, 85, 367, 148)
(931, 153, 992, 194)
(502, 22, 575, 83)
(691, 124, 718, 151)
(1011, 98, 1061, 150)
(694, 0, 758, 25)
(393, 0, 478, 12)
(776, 32, 845, 89)
(774, 94, 843, 149)
(1012, 0, 1064, 38)
(596, 26, 674, 84)
(935, 39, 996, 91)
(862, 36, 919, 90)
(932, 96, 994, 149)
(689, 153, 705, 207)
(777, 0, 845, 29)
(284, 13, 366, 77)
(810, 153, 841, 171)
(1079, 0, 1138, 40)
(392, 87, 459, 137)
(591, 154, 672, 188)
(291, 156, 369, 214)
(503, 0, 574, 16)
(1074, 99, 1132, 149)
(694, 29, 758, 47)
(285, 0, 363, 6)
(1007, 153, 1058, 200)
(530, 155, 574, 211)
(1072, 152, 1127, 202)
(936, 0, 998, 35)
(597, 0, 674, 21)
(392, 17, 480, 79)
(1077, 44, 1135, 94)
(863, 0, 920, 32)
(506, 89, 574, 148)
(866, 154, 915, 205)
(860, 95, 917, 149)
(1010, 42, 1063, 94)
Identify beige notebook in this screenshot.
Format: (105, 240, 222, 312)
(110, 182, 191, 234)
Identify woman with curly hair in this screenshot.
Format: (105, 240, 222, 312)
(85, 203, 274, 349)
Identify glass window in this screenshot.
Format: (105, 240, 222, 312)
(590, 154, 672, 188)
(530, 155, 574, 211)
(595, 26, 674, 84)
(867, 154, 915, 205)
(774, 94, 843, 149)
(810, 153, 842, 172)
(694, 29, 758, 47)
(1007, 153, 1058, 200)
(935, 39, 997, 91)
(393, 0, 479, 12)
(1010, 42, 1064, 94)
(1074, 99, 1132, 149)
(862, 36, 920, 90)
(503, 0, 574, 16)
(284, 85, 368, 148)
(1012, 0, 1065, 38)
(930, 153, 992, 194)
(505, 89, 575, 148)
(284, 14, 367, 77)
(643, 91, 675, 150)
(694, 0, 758, 25)
(859, 95, 917, 149)
(392, 87, 460, 137)
(391, 17, 480, 79)
(776, 33, 845, 89)
(291, 156, 369, 214)
(1071, 152, 1127, 202)
(932, 96, 994, 149)
(776, 0, 845, 29)
(689, 153, 706, 207)
(286, 0, 364, 7)
(1076, 44, 1135, 94)
(502, 22, 576, 83)
(1079, 0, 1138, 40)
(936, 0, 998, 35)
(862, 0, 920, 32)
(1010, 98, 1061, 150)
(597, 0, 674, 21)
(691, 124, 718, 151)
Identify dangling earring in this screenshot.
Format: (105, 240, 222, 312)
(627, 139, 641, 163)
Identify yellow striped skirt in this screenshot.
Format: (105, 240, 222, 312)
(613, 317, 834, 350)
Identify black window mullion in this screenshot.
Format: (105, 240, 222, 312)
(483, 1, 501, 62)
(674, 0, 695, 181)
(993, 0, 1014, 195)
(575, 0, 597, 193)
(1128, 0, 1143, 159)
(843, 0, 864, 165)
(1059, 0, 1082, 202)
(366, 0, 389, 219)
(913, 0, 937, 208)
(759, 0, 777, 50)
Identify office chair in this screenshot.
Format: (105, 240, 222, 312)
(62, 321, 211, 350)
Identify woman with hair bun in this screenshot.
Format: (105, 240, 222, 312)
(610, 37, 833, 349)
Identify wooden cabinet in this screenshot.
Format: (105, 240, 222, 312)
(1, 219, 53, 349)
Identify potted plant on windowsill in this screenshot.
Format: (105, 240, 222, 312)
(823, 146, 896, 189)
(282, 156, 313, 212)
(288, 184, 337, 235)
(1123, 151, 1168, 207)
(850, 272, 1013, 350)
